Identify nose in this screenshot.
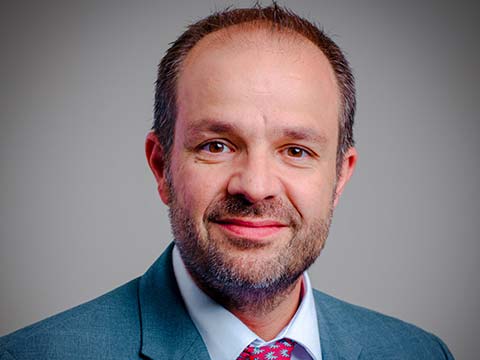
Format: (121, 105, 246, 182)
(226, 152, 282, 203)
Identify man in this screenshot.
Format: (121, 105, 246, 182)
(0, 3, 454, 359)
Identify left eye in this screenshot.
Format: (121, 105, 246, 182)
(285, 146, 309, 158)
(200, 141, 231, 153)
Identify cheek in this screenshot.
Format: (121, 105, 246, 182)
(172, 163, 229, 215)
(283, 172, 336, 220)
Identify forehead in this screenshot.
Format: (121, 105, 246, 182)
(176, 25, 340, 136)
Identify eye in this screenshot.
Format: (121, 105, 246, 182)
(285, 146, 310, 158)
(200, 141, 232, 154)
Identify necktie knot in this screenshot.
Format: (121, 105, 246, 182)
(237, 338, 296, 359)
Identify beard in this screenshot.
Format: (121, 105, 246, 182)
(168, 188, 334, 313)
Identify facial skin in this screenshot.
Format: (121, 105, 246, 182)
(147, 28, 357, 317)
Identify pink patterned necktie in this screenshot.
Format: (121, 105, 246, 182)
(237, 338, 296, 359)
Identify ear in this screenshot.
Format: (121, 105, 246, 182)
(145, 131, 170, 205)
(333, 147, 358, 208)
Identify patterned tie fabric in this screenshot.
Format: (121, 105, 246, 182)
(237, 338, 296, 359)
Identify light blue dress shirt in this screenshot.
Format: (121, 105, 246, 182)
(172, 246, 322, 360)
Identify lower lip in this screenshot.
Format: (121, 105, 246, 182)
(216, 222, 287, 239)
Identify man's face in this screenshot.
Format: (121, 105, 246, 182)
(149, 29, 356, 304)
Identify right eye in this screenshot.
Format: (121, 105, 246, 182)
(199, 141, 232, 154)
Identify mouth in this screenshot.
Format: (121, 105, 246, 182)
(212, 218, 288, 240)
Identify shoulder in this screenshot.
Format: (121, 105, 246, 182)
(313, 290, 454, 359)
(0, 279, 141, 360)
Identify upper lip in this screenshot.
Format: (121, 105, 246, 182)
(214, 218, 288, 227)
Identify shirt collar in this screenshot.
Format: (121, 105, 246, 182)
(172, 245, 322, 360)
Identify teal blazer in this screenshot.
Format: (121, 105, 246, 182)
(0, 244, 454, 359)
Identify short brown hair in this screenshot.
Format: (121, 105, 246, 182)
(153, 2, 355, 166)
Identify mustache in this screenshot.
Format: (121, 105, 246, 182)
(205, 195, 300, 226)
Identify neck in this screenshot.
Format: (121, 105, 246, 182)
(229, 277, 303, 341)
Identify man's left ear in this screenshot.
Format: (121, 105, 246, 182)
(145, 131, 170, 205)
(333, 147, 358, 207)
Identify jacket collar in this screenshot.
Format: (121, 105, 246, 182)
(314, 291, 363, 360)
(138, 243, 210, 360)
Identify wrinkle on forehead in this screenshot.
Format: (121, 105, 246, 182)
(184, 117, 329, 146)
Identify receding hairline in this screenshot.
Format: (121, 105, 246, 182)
(194, 19, 317, 47)
(181, 20, 337, 78)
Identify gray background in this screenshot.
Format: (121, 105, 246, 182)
(1, 0, 478, 358)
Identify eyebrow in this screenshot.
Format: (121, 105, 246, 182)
(186, 119, 239, 137)
(278, 127, 329, 145)
(185, 118, 329, 145)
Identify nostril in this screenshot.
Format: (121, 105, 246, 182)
(232, 194, 254, 207)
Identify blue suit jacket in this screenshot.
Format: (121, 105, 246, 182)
(0, 244, 454, 359)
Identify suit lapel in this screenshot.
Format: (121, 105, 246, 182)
(314, 291, 362, 360)
(138, 243, 210, 360)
